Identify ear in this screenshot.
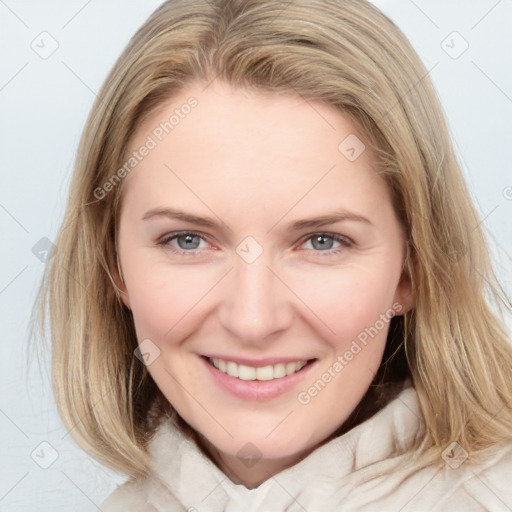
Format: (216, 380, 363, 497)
(392, 250, 415, 316)
(111, 253, 131, 310)
(393, 271, 415, 315)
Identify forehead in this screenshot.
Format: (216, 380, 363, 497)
(119, 80, 388, 224)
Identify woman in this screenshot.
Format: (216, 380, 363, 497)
(35, 0, 512, 510)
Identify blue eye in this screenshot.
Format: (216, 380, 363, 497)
(301, 233, 353, 256)
(157, 231, 209, 255)
(157, 231, 353, 257)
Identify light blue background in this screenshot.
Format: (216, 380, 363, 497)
(1, 0, 511, 510)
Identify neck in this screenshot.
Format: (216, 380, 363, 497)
(195, 436, 316, 489)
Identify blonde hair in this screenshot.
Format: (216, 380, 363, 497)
(32, 0, 512, 478)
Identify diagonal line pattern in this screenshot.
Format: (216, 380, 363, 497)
(471, 0, 504, 30)
(377, 62, 440, 124)
(266, 164, 337, 234)
(0, 0, 29, 28)
(164, 163, 232, 233)
(397, 395, 422, 422)
(471, 470, 512, 510)
(265, 266, 336, 335)
(465, 396, 512, 447)
(0, 472, 29, 502)
(163, 368, 233, 438)
(57, 262, 100, 308)
(282, 82, 337, 131)
(472, 205, 500, 233)
(471, 61, 512, 105)
(164, 267, 233, 336)
(200, 476, 230, 503)
(267, 472, 309, 511)
(0, 408, 30, 439)
(201, 0, 296, 92)
(61, 471, 105, 511)
(61, 61, 98, 98)
(0, 265, 28, 295)
(0, 202, 29, 233)
(397, 469, 441, 511)
(408, 0, 439, 29)
(0, 61, 29, 92)
(61, 0, 93, 29)
(61, 391, 109, 440)
(265, 410, 294, 438)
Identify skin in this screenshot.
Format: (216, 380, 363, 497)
(114, 80, 414, 488)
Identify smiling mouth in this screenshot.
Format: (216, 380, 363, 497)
(204, 356, 315, 381)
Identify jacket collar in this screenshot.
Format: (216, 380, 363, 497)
(145, 379, 421, 509)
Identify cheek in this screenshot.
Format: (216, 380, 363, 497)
(125, 253, 400, 346)
(292, 264, 399, 345)
(293, 270, 396, 421)
(124, 253, 223, 341)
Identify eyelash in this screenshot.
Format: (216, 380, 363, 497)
(156, 231, 354, 258)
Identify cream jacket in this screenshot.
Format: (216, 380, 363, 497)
(101, 382, 512, 511)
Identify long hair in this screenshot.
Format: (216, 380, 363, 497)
(32, 0, 512, 478)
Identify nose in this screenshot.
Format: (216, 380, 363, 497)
(218, 252, 293, 347)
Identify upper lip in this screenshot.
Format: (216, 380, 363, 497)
(202, 354, 315, 368)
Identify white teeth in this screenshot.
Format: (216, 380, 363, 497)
(209, 358, 309, 381)
(273, 363, 286, 378)
(285, 362, 297, 375)
(256, 365, 274, 381)
(238, 364, 256, 380)
(226, 361, 239, 378)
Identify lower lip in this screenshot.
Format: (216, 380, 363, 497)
(200, 356, 317, 401)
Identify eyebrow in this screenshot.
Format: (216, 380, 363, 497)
(142, 207, 373, 231)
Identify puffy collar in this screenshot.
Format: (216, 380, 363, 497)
(144, 379, 424, 511)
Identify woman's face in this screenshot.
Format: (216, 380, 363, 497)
(115, 80, 414, 486)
